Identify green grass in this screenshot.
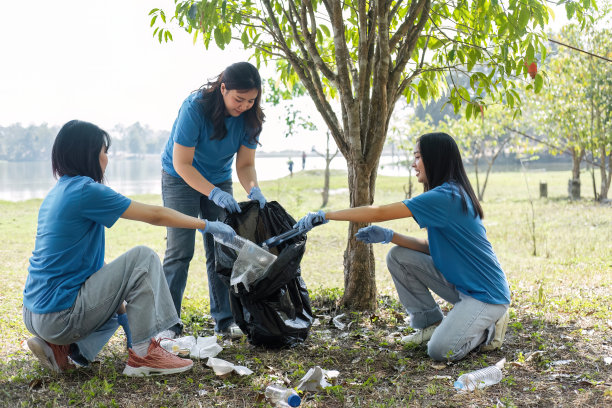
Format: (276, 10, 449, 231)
(1, 169, 611, 407)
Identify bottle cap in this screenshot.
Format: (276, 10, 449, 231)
(287, 394, 301, 407)
(453, 380, 464, 390)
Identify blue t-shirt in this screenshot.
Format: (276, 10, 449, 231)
(23, 176, 132, 314)
(403, 182, 511, 305)
(161, 92, 259, 184)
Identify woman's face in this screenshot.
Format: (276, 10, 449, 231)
(220, 83, 258, 117)
(412, 143, 427, 184)
(99, 145, 108, 175)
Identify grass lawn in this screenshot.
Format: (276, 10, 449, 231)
(0, 169, 611, 407)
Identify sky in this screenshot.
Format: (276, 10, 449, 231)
(0, 0, 569, 153)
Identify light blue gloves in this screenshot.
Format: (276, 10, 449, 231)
(209, 187, 241, 213)
(247, 186, 266, 209)
(200, 220, 237, 243)
(294, 210, 329, 232)
(355, 225, 394, 244)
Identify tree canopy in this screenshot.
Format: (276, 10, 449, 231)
(151, 0, 596, 309)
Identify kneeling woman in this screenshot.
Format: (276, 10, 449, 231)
(295, 132, 510, 361)
(23, 120, 236, 376)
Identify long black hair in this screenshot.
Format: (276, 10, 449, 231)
(197, 61, 264, 145)
(417, 132, 483, 218)
(51, 120, 110, 183)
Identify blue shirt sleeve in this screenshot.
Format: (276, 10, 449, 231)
(403, 187, 451, 229)
(80, 181, 132, 228)
(173, 97, 204, 148)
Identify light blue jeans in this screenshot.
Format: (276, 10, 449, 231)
(386, 246, 509, 361)
(161, 170, 234, 333)
(23, 246, 179, 362)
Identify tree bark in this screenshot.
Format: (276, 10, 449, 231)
(341, 162, 378, 310)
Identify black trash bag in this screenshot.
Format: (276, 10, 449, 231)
(214, 200, 314, 348)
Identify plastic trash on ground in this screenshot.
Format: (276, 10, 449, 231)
(160, 336, 196, 357)
(265, 384, 301, 407)
(159, 335, 222, 360)
(191, 335, 223, 359)
(454, 358, 506, 392)
(206, 357, 253, 376)
(296, 366, 340, 392)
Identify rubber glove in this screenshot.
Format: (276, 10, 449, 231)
(294, 210, 328, 232)
(247, 186, 266, 209)
(200, 220, 237, 243)
(355, 225, 394, 244)
(209, 187, 241, 213)
(116, 312, 133, 349)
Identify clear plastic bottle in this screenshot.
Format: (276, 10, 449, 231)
(213, 234, 247, 252)
(454, 361, 504, 392)
(264, 385, 301, 407)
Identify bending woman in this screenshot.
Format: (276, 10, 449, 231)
(160, 61, 266, 339)
(23, 120, 236, 376)
(295, 132, 510, 361)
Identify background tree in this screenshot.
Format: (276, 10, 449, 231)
(584, 24, 611, 201)
(448, 105, 517, 201)
(311, 131, 340, 207)
(387, 108, 433, 199)
(151, 0, 594, 310)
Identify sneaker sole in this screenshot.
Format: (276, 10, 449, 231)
(27, 337, 60, 373)
(122, 361, 193, 377)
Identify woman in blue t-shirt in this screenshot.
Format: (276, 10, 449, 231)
(294, 132, 511, 361)
(160, 62, 267, 339)
(23, 120, 237, 376)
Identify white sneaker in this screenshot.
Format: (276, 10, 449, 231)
(401, 324, 439, 345)
(217, 323, 244, 339)
(481, 310, 510, 351)
(155, 329, 177, 341)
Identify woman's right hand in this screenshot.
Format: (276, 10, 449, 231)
(200, 221, 236, 242)
(209, 187, 241, 213)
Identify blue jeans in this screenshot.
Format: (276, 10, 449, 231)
(23, 246, 179, 360)
(161, 170, 234, 333)
(386, 246, 508, 361)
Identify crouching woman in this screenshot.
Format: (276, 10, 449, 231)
(23, 120, 235, 376)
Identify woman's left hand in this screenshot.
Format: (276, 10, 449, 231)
(247, 186, 266, 209)
(355, 225, 394, 244)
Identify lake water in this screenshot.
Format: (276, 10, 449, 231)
(0, 154, 408, 202)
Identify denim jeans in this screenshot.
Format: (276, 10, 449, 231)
(23, 246, 179, 358)
(386, 245, 509, 361)
(161, 170, 234, 333)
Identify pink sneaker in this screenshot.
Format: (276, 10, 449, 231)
(123, 338, 193, 376)
(27, 337, 74, 373)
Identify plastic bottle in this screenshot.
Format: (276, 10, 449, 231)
(213, 234, 247, 252)
(264, 385, 301, 407)
(454, 358, 505, 392)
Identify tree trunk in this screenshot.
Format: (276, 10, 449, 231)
(321, 162, 330, 207)
(600, 147, 611, 201)
(340, 162, 378, 310)
(569, 147, 584, 200)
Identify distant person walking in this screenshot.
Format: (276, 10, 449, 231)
(287, 157, 294, 177)
(160, 62, 267, 340)
(295, 132, 510, 362)
(302, 151, 306, 170)
(23, 120, 237, 376)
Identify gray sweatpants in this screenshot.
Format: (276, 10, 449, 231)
(23, 246, 179, 348)
(386, 245, 508, 361)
